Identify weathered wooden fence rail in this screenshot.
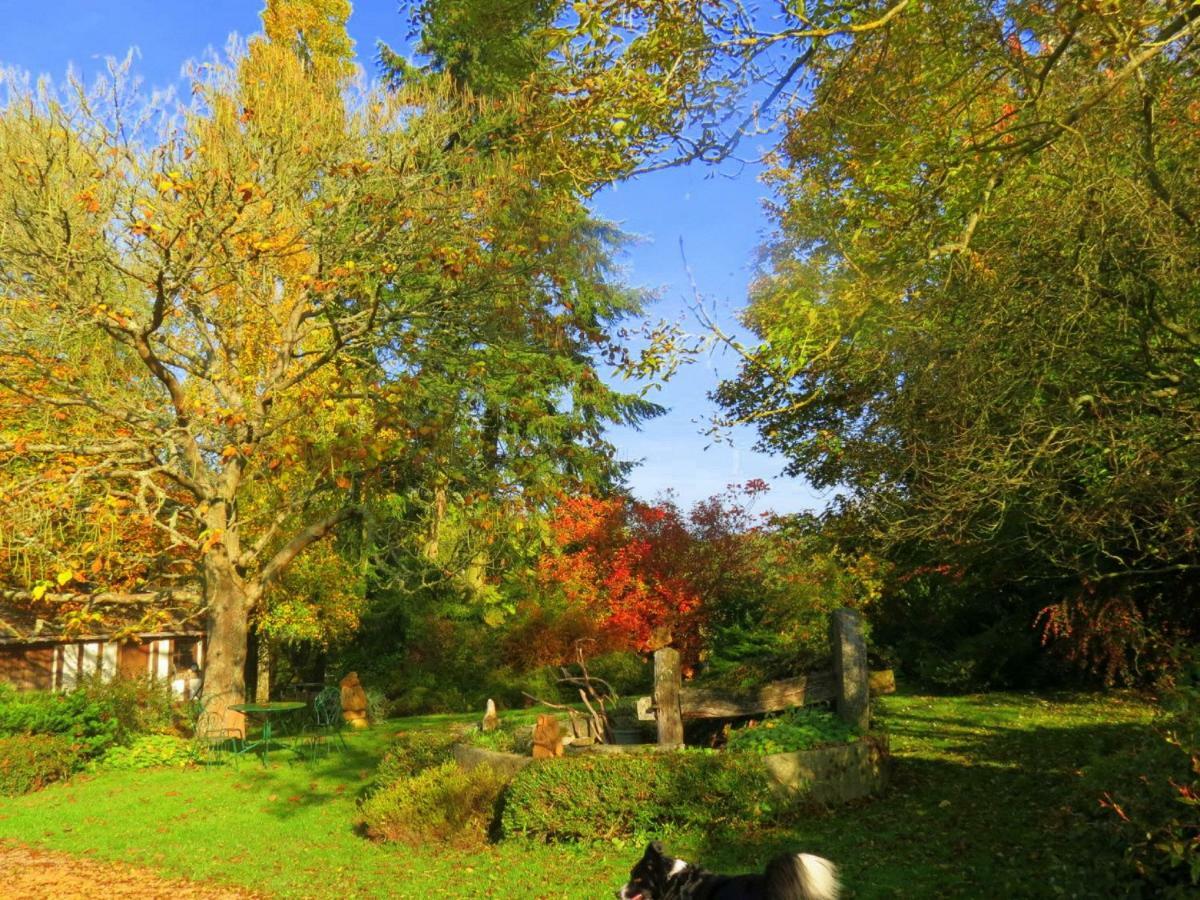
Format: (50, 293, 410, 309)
(638, 607, 894, 744)
(640, 667, 895, 721)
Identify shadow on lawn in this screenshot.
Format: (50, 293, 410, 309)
(684, 716, 1153, 899)
(218, 735, 387, 821)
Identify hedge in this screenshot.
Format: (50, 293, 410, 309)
(0, 734, 85, 796)
(500, 751, 783, 842)
(0, 678, 173, 759)
(357, 761, 507, 849)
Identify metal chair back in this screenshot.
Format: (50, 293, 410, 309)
(193, 705, 243, 764)
(312, 686, 342, 728)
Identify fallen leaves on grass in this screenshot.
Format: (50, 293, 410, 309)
(0, 841, 260, 899)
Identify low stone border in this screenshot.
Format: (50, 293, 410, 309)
(761, 733, 890, 804)
(452, 743, 531, 778)
(452, 733, 890, 806)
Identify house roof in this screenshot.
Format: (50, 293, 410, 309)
(0, 594, 205, 646)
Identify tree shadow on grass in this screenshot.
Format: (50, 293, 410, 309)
(683, 717, 1155, 899)
(214, 735, 388, 822)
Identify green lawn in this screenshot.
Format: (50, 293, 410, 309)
(0, 691, 1158, 898)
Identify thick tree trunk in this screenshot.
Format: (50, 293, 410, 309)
(201, 553, 250, 736)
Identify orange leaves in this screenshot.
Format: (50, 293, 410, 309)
(329, 159, 372, 178)
(216, 408, 247, 428)
(73, 188, 101, 214)
(199, 529, 224, 554)
(537, 494, 707, 665)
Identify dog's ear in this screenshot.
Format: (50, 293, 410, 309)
(645, 840, 664, 859)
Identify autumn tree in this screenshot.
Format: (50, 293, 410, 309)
(394, 0, 919, 180)
(714, 0, 1200, 680)
(0, 0, 660, 723)
(536, 494, 707, 668)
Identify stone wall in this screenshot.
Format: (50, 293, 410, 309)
(761, 733, 890, 804)
(451, 743, 532, 779)
(452, 732, 889, 807)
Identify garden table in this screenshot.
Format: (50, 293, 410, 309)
(229, 701, 307, 765)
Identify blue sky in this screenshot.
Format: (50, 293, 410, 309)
(0, 1, 826, 515)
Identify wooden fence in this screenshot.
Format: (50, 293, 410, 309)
(639, 608, 894, 747)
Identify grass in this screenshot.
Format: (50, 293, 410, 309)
(0, 690, 1159, 898)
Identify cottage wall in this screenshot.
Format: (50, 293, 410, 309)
(0, 635, 205, 695)
(0, 645, 55, 691)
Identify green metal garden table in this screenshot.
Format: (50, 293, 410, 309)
(229, 701, 307, 765)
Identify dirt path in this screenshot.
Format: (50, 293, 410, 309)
(0, 842, 260, 899)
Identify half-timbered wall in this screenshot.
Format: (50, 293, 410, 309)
(1, 635, 205, 694)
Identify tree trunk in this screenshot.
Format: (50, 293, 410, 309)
(201, 553, 250, 736)
(423, 482, 447, 561)
(255, 630, 271, 704)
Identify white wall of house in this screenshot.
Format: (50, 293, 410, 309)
(53, 636, 204, 695)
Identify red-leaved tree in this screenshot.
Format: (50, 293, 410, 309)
(536, 490, 768, 671)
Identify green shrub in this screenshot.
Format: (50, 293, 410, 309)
(501, 751, 780, 842)
(77, 676, 175, 738)
(365, 687, 391, 724)
(0, 677, 174, 758)
(357, 761, 507, 848)
(588, 652, 653, 697)
(94, 734, 196, 771)
(374, 730, 461, 785)
(0, 686, 119, 756)
(0, 734, 85, 796)
(725, 707, 859, 755)
(462, 726, 518, 753)
(1088, 681, 1200, 893)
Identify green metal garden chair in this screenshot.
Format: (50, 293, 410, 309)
(303, 685, 348, 762)
(192, 704, 245, 767)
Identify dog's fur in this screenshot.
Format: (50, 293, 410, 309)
(616, 841, 838, 900)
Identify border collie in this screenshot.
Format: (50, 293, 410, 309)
(617, 841, 839, 900)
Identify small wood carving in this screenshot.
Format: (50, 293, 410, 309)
(531, 713, 564, 759)
(482, 698, 500, 732)
(340, 671, 369, 730)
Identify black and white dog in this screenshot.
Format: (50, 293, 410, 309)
(616, 841, 839, 900)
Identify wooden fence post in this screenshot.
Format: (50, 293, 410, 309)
(653, 647, 684, 747)
(830, 607, 870, 732)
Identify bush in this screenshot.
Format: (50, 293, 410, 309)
(77, 676, 175, 738)
(94, 734, 196, 771)
(582, 652, 652, 698)
(501, 751, 781, 842)
(461, 726, 519, 754)
(374, 730, 461, 785)
(357, 761, 507, 848)
(1089, 680, 1200, 894)
(0, 677, 174, 758)
(0, 734, 85, 796)
(0, 685, 119, 757)
(365, 687, 391, 724)
(725, 707, 859, 755)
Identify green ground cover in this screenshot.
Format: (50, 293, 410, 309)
(0, 691, 1158, 898)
